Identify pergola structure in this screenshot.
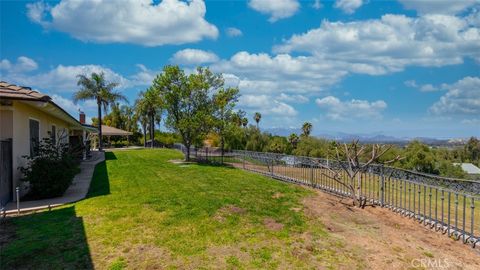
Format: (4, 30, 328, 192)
(93, 125, 133, 148)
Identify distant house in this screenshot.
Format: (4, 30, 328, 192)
(0, 81, 96, 205)
(454, 163, 480, 176)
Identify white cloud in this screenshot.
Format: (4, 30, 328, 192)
(51, 94, 80, 115)
(277, 93, 309, 103)
(315, 96, 387, 120)
(312, 0, 322, 10)
(51, 94, 98, 124)
(404, 80, 439, 92)
(404, 80, 418, 88)
(211, 51, 348, 95)
(238, 94, 298, 116)
(430, 76, 480, 115)
(226, 27, 243, 37)
(398, 0, 479, 15)
(275, 13, 480, 73)
(419, 84, 438, 92)
(0, 56, 38, 73)
(26, 0, 218, 46)
(0, 58, 147, 93)
(334, 0, 363, 14)
(171, 49, 219, 65)
(248, 0, 300, 22)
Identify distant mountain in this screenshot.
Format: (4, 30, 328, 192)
(264, 128, 458, 146)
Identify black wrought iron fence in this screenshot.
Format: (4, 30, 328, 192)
(173, 145, 480, 248)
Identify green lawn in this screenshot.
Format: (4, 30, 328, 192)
(1, 149, 362, 269)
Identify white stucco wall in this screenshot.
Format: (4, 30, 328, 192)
(8, 101, 71, 200)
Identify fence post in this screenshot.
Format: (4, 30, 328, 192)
(380, 166, 385, 207)
(310, 164, 314, 187)
(243, 150, 246, 169)
(271, 158, 274, 176)
(16, 186, 20, 214)
(206, 147, 208, 162)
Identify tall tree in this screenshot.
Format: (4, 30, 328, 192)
(213, 87, 240, 161)
(288, 133, 299, 148)
(254, 112, 262, 129)
(73, 72, 126, 151)
(242, 117, 248, 128)
(152, 66, 220, 161)
(302, 122, 313, 137)
(135, 88, 163, 148)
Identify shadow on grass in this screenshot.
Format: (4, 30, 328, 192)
(86, 152, 114, 198)
(0, 206, 93, 269)
(105, 151, 117, 160)
(0, 151, 118, 269)
(195, 161, 236, 169)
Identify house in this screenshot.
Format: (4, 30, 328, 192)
(454, 163, 480, 176)
(0, 81, 97, 205)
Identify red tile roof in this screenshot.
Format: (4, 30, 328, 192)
(0, 81, 51, 101)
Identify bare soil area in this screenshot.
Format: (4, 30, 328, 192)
(303, 188, 480, 270)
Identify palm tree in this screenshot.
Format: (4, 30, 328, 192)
(135, 88, 162, 148)
(74, 72, 126, 151)
(242, 117, 248, 128)
(288, 133, 299, 148)
(302, 122, 313, 137)
(254, 112, 261, 129)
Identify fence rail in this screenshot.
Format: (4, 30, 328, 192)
(173, 144, 480, 248)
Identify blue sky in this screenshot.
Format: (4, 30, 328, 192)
(1, 0, 479, 138)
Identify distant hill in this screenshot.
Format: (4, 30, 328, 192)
(264, 127, 463, 146)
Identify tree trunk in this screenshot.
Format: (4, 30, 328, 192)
(97, 99, 103, 151)
(185, 143, 191, 161)
(150, 113, 154, 149)
(220, 132, 225, 164)
(142, 123, 147, 148)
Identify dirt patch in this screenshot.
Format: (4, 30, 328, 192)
(168, 159, 196, 165)
(122, 244, 174, 269)
(272, 192, 284, 199)
(207, 245, 251, 268)
(263, 218, 284, 231)
(213, 205, 246, 222)
(303, 189, 480, 270)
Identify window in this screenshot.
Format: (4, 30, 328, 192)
(29, 119, 39, 156)
(51, 125, 56, 145)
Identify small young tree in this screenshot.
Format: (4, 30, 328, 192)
(321, 140, 402, 208)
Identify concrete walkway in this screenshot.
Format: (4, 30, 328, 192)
(4, 151, 105, 215)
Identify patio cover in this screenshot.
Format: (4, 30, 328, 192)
(94, 125, 132, 136)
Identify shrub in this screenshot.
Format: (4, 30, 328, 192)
(20, 138, 79, 199)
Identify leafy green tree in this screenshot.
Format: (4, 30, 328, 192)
(245, 126, 269, 152)
(400, 141, 437, 174)
(241, 117, 248, 128)
(437, 161, 467, 178)
(288, 133, 299, 148)
(212, 88, 240, 160)
(254, 112, 262, 129)
(464, 137, 480, 163)
(301, 122, 312, 137)
(153, 66, 220, 160)
(266, 136, 289, 153)
(293, 137, 331, 158)
(74, 72, 126, 151)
